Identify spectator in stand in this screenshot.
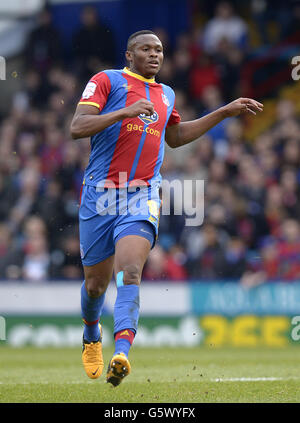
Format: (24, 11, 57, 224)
(157, 57, 175, 85)
(185, 223, 228, 280)
(189, 53, 221, 101)
(251, 0, 294, 45)
(8, 165, 41, 235)
(215, 38, 244, 101)
(202, 1, 248, 54)
(225, 139, 247, 179)
(281, 139, 300, 169)
(209, 158, 228, 185)
(172, 48, 192, 92)
(17, 133, 38, 167)
(241, 218, 300, 287)
(165, 244, 188, 281)
(40, 126, 64, 178)
(72, 5, 116, 79)
(258, 149, 279, 186)
(0, 243, 24, 281)
(143, 245, 167, 281)
(13, 71, 50, 111)
(0, 216, 49, 281)
(60, 232, 83, 280)
(50, 229, 83, 280)
(189, 26, 204, 66)
(194, 134, 214, 169)
(280, 168, 300, 218)
(241, 236, 279, 288)
(198, 85, 232, 152)
(227, 117, 244, 145)
(218, 237, 248, 279)
(237, 161, 266, 206)
(56, 140, 81, 193)
(277, 219, 300, 280)
(159, 154, 187, 250)
(264, 184, 287, 238)
(0, 225, 15, 279)
(172, 89, 197, 122)
(286, 1, 300, 42)
(143, 244, 187, 281)
(0, 225, 11, 260)
(22, 233, 50, 281)
(0, 172, 17, 223)
(275, 99, 297, 125)
(36, 179, 68, 250)
(24, 7, 62, 73)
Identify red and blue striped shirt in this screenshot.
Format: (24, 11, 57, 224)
(78, 67, 181, 188)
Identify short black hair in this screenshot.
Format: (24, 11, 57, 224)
(127, 30, 158, 50)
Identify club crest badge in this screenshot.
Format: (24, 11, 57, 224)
(138, 111, 159, 125)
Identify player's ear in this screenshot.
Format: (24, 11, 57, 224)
(125, 50, 133, 64)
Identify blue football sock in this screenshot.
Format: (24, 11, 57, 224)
(113, 272, 140, 357)
(81, 281, 105, 342)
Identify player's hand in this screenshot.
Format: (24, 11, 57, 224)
(222, 98, 264, 118)
(124, 99, 155, 118)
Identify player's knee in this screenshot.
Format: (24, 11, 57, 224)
(85, 276, 107, 297)
(122, 264, 141, 285)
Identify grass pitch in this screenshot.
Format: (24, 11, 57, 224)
(0, 346, 299, 403)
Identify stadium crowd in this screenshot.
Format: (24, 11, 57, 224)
(0, 2, 299, 283)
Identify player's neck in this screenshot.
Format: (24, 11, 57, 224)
(126, 66, 156, 82)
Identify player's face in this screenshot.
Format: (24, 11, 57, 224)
(126, 34, 164, 78)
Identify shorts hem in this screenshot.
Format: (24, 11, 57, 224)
(115, 232, 153, 248)
(81, 249, 115, 267)
(114, 219, 157, 249)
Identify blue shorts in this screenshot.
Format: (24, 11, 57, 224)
(79, 184, 161, 266)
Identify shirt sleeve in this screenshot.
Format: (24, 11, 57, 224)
(78, 72, 111, 111)
(167, 106, 181, 127)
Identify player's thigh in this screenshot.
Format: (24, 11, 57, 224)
(114, 235, 151, 285)
(83, 254, 115, 297)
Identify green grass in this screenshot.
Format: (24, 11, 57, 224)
(0, 346, 299, 403)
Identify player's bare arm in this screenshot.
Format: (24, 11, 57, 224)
(165, 97, 264, 149)
(70, 99, 154, 139)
